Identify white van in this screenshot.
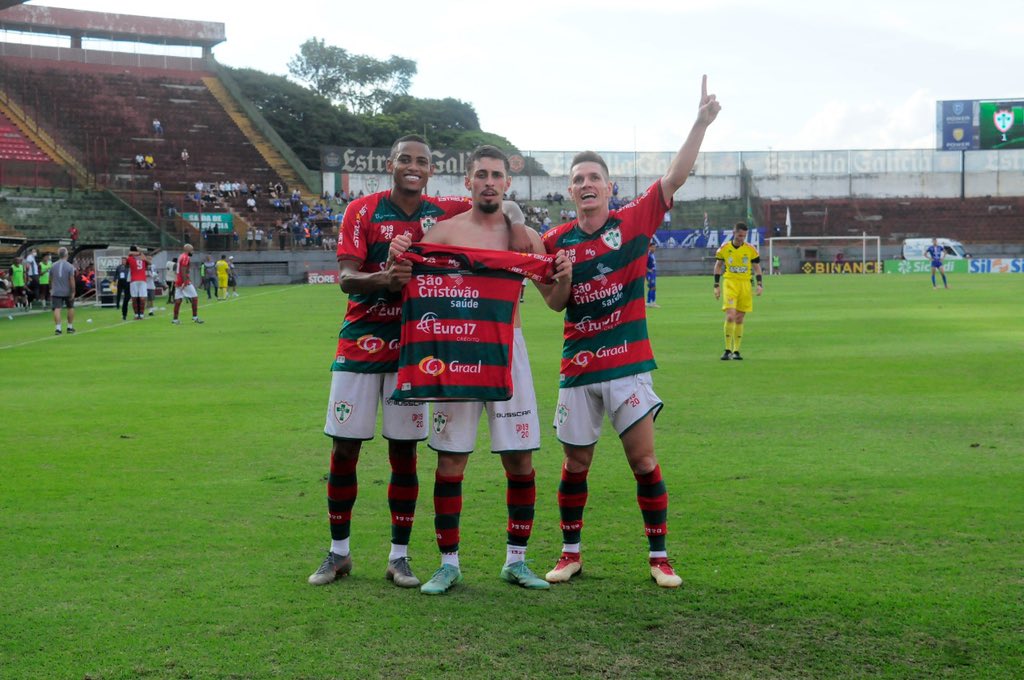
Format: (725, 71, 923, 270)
(901, 238, 968, 260)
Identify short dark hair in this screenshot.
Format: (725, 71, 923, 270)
(734, 222, 749, 232)
(570, 151, 609, 179)
(390, 134, 430, 159)
(466, 145, 509, 174)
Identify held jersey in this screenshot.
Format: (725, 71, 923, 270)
(332, 191, 472, 374)
(392, 243, 554, 402)
(127, 256, 147, 282)
(925, 245, 944, 261)
(542, 180, 669, 387)
(715, 240, 760, 282)
(175, 252, 191, 286)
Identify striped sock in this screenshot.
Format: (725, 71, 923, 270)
(506, 469, 536, 562)
(326, 454, 358, 543)
(557, 465, 589, 546)
(635, 464, 668, 552)
(433, 472, 463, 555)
(388, 451, 418, 547)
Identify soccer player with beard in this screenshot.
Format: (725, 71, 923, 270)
(388, 145, 571, 595)
(309, 136, 533, 589)
(541, 76, 720, 588)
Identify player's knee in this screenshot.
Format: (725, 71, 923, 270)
(629, 455, 658, 476)
(331, 439, 360, 462)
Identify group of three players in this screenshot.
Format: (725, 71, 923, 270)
(307, 76, 759, 594)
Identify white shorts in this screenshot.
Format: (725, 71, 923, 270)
(553, 372, 663, 447)
(129, 281, 148, 297)
(324, 371, 428, 441)
(429, 329, 540, 454)
(174, 284, 198, 300)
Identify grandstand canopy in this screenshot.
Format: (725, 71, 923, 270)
(0, 4, 225, 53)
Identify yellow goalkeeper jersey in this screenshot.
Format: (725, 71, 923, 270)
(715, 241, 760, 281)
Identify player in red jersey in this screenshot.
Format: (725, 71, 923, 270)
(541, 76, 721, 588)
(171, 243, 203, 325)
(125, 246, 149, 320)
(309, 136, 534, 589)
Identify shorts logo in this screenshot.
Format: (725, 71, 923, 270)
(419, 355, 446, 376)
(333, 400, 354, 424)
(627, 392, 641, 408)
(516, 423, 530, 439)
(556, 403, 569, 425)
(433, 411, 449, 434)
(601, 227, 622, 251)
(412, 413, 424, 429)
(571, 350, 595, 368)
(356, 334, 385, 354)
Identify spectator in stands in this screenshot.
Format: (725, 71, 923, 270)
(153, 180, 162, 196)
(164, 256, 177, 302)
(135, 153, 145, 169)
(152, 119, 163, 136)
(255, 228, 264, 250)
(181, 149, 189, 165)
(663, 211, 672, 229)
(246, 228, 255, 250)
(69, 224, 79, 250)
(50, 247, 76, 335)
(247, 196, 257, 213)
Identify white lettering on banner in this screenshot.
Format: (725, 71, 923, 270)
(449, 360, 483, 374)
(308, 271, 340, 284)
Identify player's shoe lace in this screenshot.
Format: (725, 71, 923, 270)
(307, 551, 352, 586)
(500, 561, 550, 589)
(385, 557, 421, 588)
(649, 557, 682, 588)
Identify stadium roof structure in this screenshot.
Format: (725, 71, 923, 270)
(0, 4, 225, 55)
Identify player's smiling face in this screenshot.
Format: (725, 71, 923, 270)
(388, 142, 433, 193)
(465, 157, 510, 214)
(569, 162, 612, 212)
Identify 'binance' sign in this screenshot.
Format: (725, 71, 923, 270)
(800, 261, 882, 274)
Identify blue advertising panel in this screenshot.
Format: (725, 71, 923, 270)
(936, 100, 977, 150)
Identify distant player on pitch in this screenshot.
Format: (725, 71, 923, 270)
(926, 238, 949, 289)
(713, 222, 763, 360)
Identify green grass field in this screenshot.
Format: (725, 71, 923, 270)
(2, 274, 1021, 679)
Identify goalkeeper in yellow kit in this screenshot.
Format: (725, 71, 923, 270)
(713, 223, 763, 360)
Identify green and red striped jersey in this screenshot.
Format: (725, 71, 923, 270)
(392, 244, 553, 402)
(542, 180, 670, 387)
(331, 191, 472, 373)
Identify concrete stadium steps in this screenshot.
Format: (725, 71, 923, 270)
(0, 187, 162, 247)
(200, 77, 309, 199)
(764, 198, 1024, 243)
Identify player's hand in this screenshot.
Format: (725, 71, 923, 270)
(552, 250, 572, 284)
(756, 283, 763, 296)
(387, 233, 412, 266)
(697, 75, 721, 127)
(386, 259, 412, 291)
(713, 286, 721, 300)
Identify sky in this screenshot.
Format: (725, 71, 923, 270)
(16, 0, 1024, 153)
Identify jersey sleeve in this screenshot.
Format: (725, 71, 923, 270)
(715, 243, 728, 260)
(337, 199, 369, 264)
(427, 195, 473, 221)
(619, 180, 671, 238)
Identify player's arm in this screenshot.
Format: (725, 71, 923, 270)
(523, 229, 571, 311)
(752, 260, 763, 296)
(713, 258, 723, 299)
(339, 254, 411, 295)
(504, 201, 534, 253)
(661, 75, 721, 199)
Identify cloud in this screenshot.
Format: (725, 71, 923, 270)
(782, 89, 935, 150)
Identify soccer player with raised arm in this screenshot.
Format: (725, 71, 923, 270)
(541, 76, 721, 588)
(309, 135, 534, 589)
(713, 223, 763, 360)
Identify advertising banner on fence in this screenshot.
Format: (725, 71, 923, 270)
(307, 270, 340, 284)
(181, 212, 234, 234)
(653, 228, 765, 249)
(884, 260, 969, 274)
(800, 261, 882, 274)
(968, 258, 1024, 273)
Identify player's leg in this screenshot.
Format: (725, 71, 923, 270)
(65, 299, 74, 332)
(731, 311, 747, 358)
(731, 285, 753, 359)
(722, 280, 740, 359)
(497, 451, 547, 589)
(189, 294, 201, 322)
(53, 299, 62, 333)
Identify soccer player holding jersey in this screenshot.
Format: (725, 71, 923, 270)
(713, 223, 763, 360)
(309, 136, 533, 589)
(925, 238, 948, 289)
(541, 76, 720, 588)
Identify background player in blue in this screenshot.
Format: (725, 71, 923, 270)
(926, 238, 949, 289)
(645, 240, 659, 308)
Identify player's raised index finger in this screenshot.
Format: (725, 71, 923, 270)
(701, 74, 707, 99)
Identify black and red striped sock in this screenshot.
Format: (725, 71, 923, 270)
(635, 464, 668, 552)
(557, 465, 589, 546)
(506, 469, 536, 551)
(326, 453, 357, 542)
(388, 451, 417, 547)
(433, 472, 463, 554)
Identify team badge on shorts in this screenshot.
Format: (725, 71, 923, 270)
(556, 403, 569, 426)
(433, 411, 449, 434)
(333, 401, 354, 424)
(601, 226, 623, 251)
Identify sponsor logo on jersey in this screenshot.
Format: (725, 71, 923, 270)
(601, 227, 622, 250)
(433, 410, 449, 434)
(333, 400, 354, 424)
(593, 263, 613, 284)
(416, 312, 440, 332)
(356, 334, 385, 354)
(418, 355, 446, 376)
(571, 350, 595, 367)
